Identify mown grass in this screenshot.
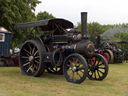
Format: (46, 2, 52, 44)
(0, 63, 128, 96)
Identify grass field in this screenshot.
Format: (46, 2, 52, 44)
(0, 63, 128, 96)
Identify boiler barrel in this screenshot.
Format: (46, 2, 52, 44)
(75, 40, 95, 57)
(62, 40, 95, 57)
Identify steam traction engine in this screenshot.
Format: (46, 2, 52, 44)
(95, 35, 124, 64)
(95, 35, 114, 64)
(14, 12, 108, 84)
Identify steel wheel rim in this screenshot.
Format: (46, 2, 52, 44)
(20, 42, 40, 75)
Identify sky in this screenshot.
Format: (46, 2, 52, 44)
(35, 0, 128, 25)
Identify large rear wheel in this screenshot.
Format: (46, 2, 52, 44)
(20, 39, 46, 77)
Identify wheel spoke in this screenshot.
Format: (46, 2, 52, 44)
(76, 72, 79, 80)
(76, 59, 81, 67)
(26, 53, 30, 56)
(68, 60, 73, 68)
(22, 56, 28, 59)
(34, 50, 39, 56)
(96, 58, 102, 65)
(75, 58, 79, 63)
(78, 67, 85, 71)
(92, 58, 96, 65)
(72, 58, 75, 62)
(76, 60, 82, 67)
(69, 70, 74, 80)
(97, 70, 101, 78)
(74, 58, 79, 64)
(94, 59, 96, 64)
(88, 63, 92, 68)
(76, 72, 81, 78)
(26, 65, 32, 72)
(31, 66, 35, 73)
(88, 69, 91, 72)
(32, 47, 35, 55)
(23, 62, 30, 67)
(94, 70, 96, 79)
(96, 60, 100, 65)
(35, 60, 40, 64)
(24, 59, 29, 62)
(79, 70, 84, 74)
(47, 65, 63, 74)
(55, 67, 57, 72)
(98, 69, 104, 75)
(28, 45, 33, 54)
(98, 67, 105, 69)
(98, 63, 103, 66)
(33, 64, 38, 70)
(90, 71, 94, 77)
(24, 49, 31, 55)
(69, 60, 72, 64)
(34, 56, 40, 59)
(67, 63, 71, 67)
(78, 65, 84, 71)
(72, 71, 74, 80)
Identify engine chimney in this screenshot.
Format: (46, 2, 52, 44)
(81, 12, 87, 38)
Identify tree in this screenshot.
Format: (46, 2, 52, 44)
(114, 32, 128, 49)
(37, 11, 55, 20)
(114, 32, 128, 41)
(87, 22, 104, 41)
(0, 0, 41, 47)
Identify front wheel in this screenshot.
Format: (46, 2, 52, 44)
(63, 53, 88, 84)
(87, 53, 109, 80)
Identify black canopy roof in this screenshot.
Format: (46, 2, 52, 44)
(14, 18, 74, 31)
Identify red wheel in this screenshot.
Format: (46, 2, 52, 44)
(103, 53, 110, 63)
(104, 49, 114, 64)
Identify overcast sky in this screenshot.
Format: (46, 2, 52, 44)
(35, 0, 128, 25)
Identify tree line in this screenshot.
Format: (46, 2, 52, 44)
(77, 22, 128, 42)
